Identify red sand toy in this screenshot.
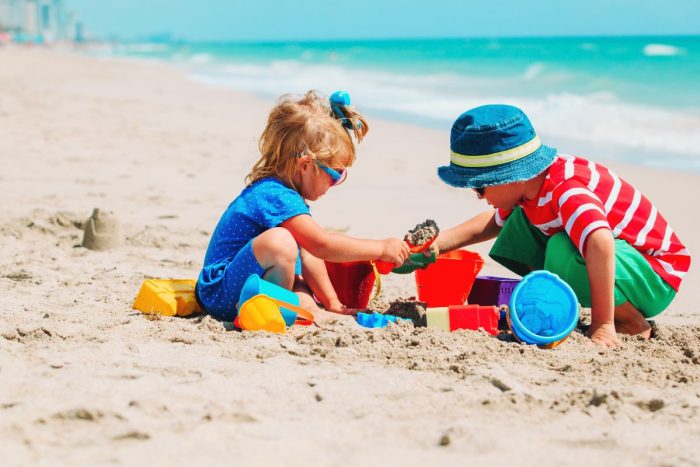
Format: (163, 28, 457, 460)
(325, 261, 378, 309)
(415, 250, 484, 307)
(426, 305, 499, 335)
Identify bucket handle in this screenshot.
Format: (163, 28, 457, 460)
(370, 261, 381, 300)
(269, 297, 315, 326)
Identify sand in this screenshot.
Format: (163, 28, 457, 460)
(1, 47, 699, 466)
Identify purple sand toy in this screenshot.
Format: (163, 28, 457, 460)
(468, 276, 521, 307)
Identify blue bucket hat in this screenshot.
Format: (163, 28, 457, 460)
(437, 104, 557, 189)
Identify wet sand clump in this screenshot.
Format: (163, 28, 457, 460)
(367, 295, 391, 313)
(386, 298, 428, 327)
(404, 219, 439, 247)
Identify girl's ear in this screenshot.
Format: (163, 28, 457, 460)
(297, 154, 311, 171)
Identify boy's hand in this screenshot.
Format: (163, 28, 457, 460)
(425, 237, 440, 257)
(587, 322, 620, 348)
(380, 238, 410, 266)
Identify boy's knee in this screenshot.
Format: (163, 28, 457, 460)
(254, 228, 298, 265)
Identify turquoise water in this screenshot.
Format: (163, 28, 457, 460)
(106, 36, 700, 169)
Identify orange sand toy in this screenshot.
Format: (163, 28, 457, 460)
(133, 279, 202, 317)
(235, 294, 314, 333)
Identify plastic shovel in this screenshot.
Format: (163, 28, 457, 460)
(374, 237, 437, 275)
(391, 251, 437, 274)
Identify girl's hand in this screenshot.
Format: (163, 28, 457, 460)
(380, 238, 410, 266)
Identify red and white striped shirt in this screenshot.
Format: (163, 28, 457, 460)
(496, 154, 690, 291)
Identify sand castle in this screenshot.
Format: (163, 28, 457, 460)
(81, 208, 123, 251)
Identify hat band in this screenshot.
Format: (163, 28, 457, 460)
(451, 136, 542, 168)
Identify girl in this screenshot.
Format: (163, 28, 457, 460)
(196, 90, 410, 321)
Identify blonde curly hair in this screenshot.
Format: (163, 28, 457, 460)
(246, 90, 369, 190)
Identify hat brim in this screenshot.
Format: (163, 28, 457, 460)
(437, 145, 557, 189)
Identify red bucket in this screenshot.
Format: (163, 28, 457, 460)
(415, 250, 484, 307)
(325, 261, 376, 309)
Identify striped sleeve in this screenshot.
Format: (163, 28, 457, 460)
(495, 208, 512, 227)
(551, 179, 610, 256)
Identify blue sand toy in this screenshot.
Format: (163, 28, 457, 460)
(330, 90, 361, 130)
(508, 271, 579, 348)
(356, 312, 408, 328)
(239, 274, 300, 326)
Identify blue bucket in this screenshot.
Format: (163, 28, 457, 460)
(238, 274, 300, 326)
(508, 271, 579, 347)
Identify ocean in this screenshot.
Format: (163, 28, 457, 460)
(102, 36, 700, 170)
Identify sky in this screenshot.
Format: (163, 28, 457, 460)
(66, 0, 700, 42)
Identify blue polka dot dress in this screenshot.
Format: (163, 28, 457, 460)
(196, 177, 310, 321)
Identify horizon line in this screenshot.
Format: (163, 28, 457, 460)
(102, 32, 700, 45)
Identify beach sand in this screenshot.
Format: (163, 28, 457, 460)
(1, 48, 699, 466)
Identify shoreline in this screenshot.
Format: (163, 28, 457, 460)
(52, 40, 700, 171)
(91, 36, 700, 165)
(1, 47, 699, 466)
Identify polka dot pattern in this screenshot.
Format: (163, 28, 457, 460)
(196, 177, 310, 320)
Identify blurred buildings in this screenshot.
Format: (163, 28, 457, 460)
(0, 0, 83, 43)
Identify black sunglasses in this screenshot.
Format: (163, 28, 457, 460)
(474, 187, 485, 197)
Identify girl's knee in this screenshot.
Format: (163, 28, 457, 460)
(253, 228, 298, 266)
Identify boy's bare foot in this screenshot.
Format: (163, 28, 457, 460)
(614, 302, 652, 339)
(616, 320, 652, 339)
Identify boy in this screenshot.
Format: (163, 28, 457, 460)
(432, 104, 690, 347)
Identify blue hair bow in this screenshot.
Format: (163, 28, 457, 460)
(330, 90, 361, 130)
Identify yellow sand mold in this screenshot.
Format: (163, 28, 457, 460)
(133, 279, 202, 317)
(426, 307, 450, 331)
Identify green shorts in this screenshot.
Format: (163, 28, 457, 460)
(490, 207, 676, 318)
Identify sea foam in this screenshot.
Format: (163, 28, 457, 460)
(643, 44, 685, 57)
(187, 59, 700, 161)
